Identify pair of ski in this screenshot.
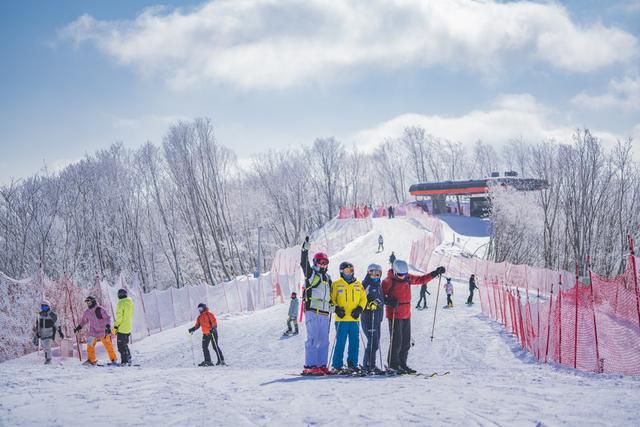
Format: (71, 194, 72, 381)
(294, 370, 450, 378)
(91, 363, 141, 367)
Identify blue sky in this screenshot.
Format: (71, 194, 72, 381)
(1, 0, 639, 184)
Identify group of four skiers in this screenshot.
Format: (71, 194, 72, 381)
(298, 236, 446, 376)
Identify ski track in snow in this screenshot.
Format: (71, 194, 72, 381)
(2, 218, 640, 426)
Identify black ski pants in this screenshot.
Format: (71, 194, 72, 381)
(416, 292, 428, 309)
(467, 289, 475, 304)
(387, 318, 411, 370)
(117, 333, 131, 364)
(447, 294, 453, 306)
(361, 309, 383, 370)
(202, 327, 224, 363)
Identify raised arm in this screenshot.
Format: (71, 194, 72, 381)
(300, 237, 313, 279)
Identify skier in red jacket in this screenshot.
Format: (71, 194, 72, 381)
(189, 303, 225, 367)
(382, 260, 445, 374)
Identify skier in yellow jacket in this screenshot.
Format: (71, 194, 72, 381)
(330, 261, 367, 372)
(114, 288, 135, 365)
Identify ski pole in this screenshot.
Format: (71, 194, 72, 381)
(328, 319, 341, 370)
(189, 333, 196, 366)
(430, 275, 443, 342)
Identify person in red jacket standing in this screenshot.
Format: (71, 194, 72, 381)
(189, 303, 225, 367)
(382, 260, 445, 374)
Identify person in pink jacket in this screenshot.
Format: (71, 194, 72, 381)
(73, 295, 117, 365)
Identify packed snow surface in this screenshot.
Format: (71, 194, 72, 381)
(1, 217, 639, 426)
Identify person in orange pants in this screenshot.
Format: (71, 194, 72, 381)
(86, 336, 117, 364)
(74, 295, 117, 365)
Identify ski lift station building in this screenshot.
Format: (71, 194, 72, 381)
(409, 172, 548, 217)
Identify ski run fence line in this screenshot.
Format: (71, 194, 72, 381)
(0, 269, 296, 363)
(409, 219, 640, 376)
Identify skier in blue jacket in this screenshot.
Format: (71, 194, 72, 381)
(361, 263, 385, 374)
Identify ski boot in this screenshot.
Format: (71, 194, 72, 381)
(44, 358, 52, 365)
(82, 360, 97, 366)
(106, 360, 119, 366)
(216, 360, 226, 366)
(401, 365, 417, 374)
(198, 361, 214, 367)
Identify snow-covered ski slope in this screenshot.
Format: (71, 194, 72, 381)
(2, 217, 640, 426)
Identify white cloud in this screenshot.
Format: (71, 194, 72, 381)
(59, 0, 638, 90)
(351, 93, 625, 150)
(572, 75, 640, 111)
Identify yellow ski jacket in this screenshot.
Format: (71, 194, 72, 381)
(114, 297, 134, 334)
(331, 277, 367, 322)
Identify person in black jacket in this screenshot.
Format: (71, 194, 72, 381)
(467, 274, 478, 304)
(361, 263, 385, 373)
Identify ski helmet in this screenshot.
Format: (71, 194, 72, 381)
(117, 288, 128, 299)
(40, 300, 51, 312)
(367, 263, 382, 273)
(197, 302, 207, 313)
(312, 252, 329, 266)
(392, 260, 409, 277)
(85, 295, 97, 308)
(339, 261, 354, 272)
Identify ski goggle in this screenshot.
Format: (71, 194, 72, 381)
(316, 260, 329, 266)
(395, 272, 408, 279)
(341, 267, 354, 275)
(368, 270, 382, 278)
(40, 304, 50, 312)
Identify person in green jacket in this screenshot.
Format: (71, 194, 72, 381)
(114, 288, 134, 365)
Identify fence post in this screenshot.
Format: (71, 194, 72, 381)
(574, 263, 579, 370)
(587, 256, 601, 373)
(137, 283, 151, 337)
(537, 288, 541, 360)
(63, 276, 82, 362)
(517, 288, 526, 349)
(545, 284, 554, 364)
(558, 274, 563, 365)
(628, 235, 640, 333)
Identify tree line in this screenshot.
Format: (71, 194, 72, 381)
(0, 118, 634, 288)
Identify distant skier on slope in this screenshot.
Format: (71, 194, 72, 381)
(377, 234, 384, 252)
(73, 295, 117, 366)
(188, 303, 225, 366)
(467, 274, 478, 305)
(330, 261, 367, 373)
(32, 300, 64, 365)
(389, 251, 396, 266)
(113, 288, 134, 366)
(383, 260, 445, 374)
(361, 263, 385, 374)
(445, 278, 454, 308)
(284, 292, 299, 336)
(415, 284, 431, 310)
(300, 236, 333, 376)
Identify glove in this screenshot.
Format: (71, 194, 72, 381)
(387, 299, 399, 308)
(188, 327, 196, 334)
(426, 290, 431, 295)
(430, 266, 446, 277)
(367, 301, 378, 311)
(105, 325, 112, 336)
(351, 306, 363, 319)
(334, 307, 346, 318)
(58, 328, 64, 340)
(302, 236, 310, 251)
(73, 325, 82, 333)
(113, 326, 119, 334)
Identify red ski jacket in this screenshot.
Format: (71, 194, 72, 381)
(195, 309, 218, 335)
(382, 269, 435, 319)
